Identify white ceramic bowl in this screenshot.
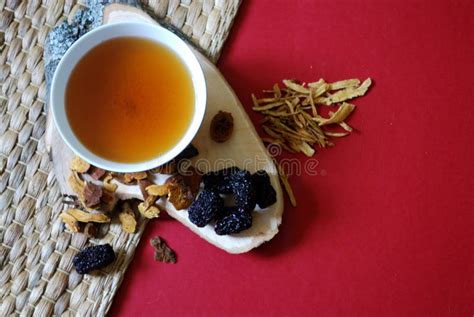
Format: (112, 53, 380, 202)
(50, 22, 206, 172)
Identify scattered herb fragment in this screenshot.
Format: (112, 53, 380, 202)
(82, 182, 103, 208)
(88, 166, 106, 180)
(150, 236, 177, 263)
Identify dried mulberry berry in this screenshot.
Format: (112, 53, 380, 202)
(230, 170, 256, 213)
(252, 170, 277, 209)
(203, 167, 241, 194)
(73, 244, 115, 274)
(215, 211, 252, 235)
(188, 189, 224, 227)
(216, 206, 238, 220)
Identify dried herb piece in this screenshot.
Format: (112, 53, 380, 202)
(166, 175, 195, 210)
(118, 202, 137, 233)
(146, 184, 168, 197)
(210, 111, 234, 143)
(314, 102, 356, 126)
(150, 236, 176, 263)
(100, 189, 118, 212)
(138, 204, 161, 219)
(123, 172, 148, 184)
(138, 195, 161, 219)
(59, 212, 81, 232)
(71, 156, 90, 173)
(138, 179, 154, 200)
(68, 171, 86, 199)
(88, 166, 106, 180)
(82, 182, 103, 208)
(103, 174, 118, 192)
(66, 208, 110, 223)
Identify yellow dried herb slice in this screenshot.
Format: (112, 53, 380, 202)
(59, 212, 81, 232)
(315, 102, 356, 126)
(118, 202, 137, 233)
(71, 156, 90, 173)
(66, 208, 110, 223)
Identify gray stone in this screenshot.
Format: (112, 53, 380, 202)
(44, 0, 140, 105)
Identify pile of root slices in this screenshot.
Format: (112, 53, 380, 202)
(252, 78, 372, 156)
(60, 144, 277, 238)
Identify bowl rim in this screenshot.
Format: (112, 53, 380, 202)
(50, 21, 206, 173)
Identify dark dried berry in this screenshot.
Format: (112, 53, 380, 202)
(230, 170, 256, 213)
(216, 206, 238, 221)
(252, 170, 277, 209)
(73, 244, 115, 274)
(188, 189, 224, 227)
(202, 167, 241, 194)
(215, 211, 252, 235)
(210, 111, 234, 143)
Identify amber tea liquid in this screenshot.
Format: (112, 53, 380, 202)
(66, 37, 195, 163)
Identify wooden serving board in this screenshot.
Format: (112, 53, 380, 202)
(45, 4, 284, 254)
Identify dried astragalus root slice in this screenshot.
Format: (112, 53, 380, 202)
(138, 203, 161, 219)
(138, 195, 161, 219)
(66, 208, 110, 223)
(71, 156, 90, 173)
(146, 184, 168, 197)
(328, 78, 361, 90)
(323, 78, 372, 105)
(118, 202, 137, 233)
(123, 172, 148, 184)
(59, 212, 81, 232)
(252, 77, 372, 157)
(314, 102, 356, 126)
(103, 174, 118, 192)
(68, 171, 86, 199)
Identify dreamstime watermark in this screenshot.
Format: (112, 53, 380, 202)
(178, 143, 326, 177)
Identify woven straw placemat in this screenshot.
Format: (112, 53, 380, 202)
(0, 0, 240, 315)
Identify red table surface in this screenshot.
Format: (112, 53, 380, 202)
(110, 1, 474, 316)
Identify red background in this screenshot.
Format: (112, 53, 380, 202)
(110, 1, 474, 316)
